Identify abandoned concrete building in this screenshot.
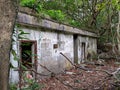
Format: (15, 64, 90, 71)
(9, 9, 98, 83)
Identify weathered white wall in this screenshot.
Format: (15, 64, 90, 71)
(78, 36, 97, 63)
(9, 28, 19, 83)
(39, 31, 73, 74)
(9, 45, 19, 83)
(10, 12, 97, 82)
(10, 27, 74, 82)
(19, 27, 74, 72)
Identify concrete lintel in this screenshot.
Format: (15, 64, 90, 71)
(17, 12, 98, 38)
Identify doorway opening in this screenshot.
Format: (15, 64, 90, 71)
(21, 42, 33, 69)
(74, 34, 78, 64)
(81, 42, 86, 62)
(19, 40, 37, 80)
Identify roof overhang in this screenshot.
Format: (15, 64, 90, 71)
(16, 12, 98, 38)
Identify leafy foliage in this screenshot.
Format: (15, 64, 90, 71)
(21, 78, 43, 90)
(20, 0, 43, 12)
(45, 10, 66, 22)
(20, 0, 120, 44)
(10, 83, 17, 90)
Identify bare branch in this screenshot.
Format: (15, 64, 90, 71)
(60, 52, 89, 71)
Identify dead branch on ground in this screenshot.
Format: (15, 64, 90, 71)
(38, 63, 52, 73)
(60, 52, 89, 71)
(94, 68, 120, 82)
(38, 62, 78, 89)
(60, 52, 120, 82)
(94, 69, 113, 76)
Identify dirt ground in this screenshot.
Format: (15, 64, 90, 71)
(40, 60, 120, 90)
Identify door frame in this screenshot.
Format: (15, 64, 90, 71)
(19, 40, 37, 82)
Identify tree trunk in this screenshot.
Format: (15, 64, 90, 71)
(117, 11, 120, 53)
(0, 0, 18, 90)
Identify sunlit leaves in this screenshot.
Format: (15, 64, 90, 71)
(45, 10, 66, 22)
(111, 0, 120, 10)
(20, 0, 43, 12)
(20, 0, 35, 7)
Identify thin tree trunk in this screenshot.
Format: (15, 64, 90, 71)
(0, 0, 18, 89)
(117, 11, 120, 53)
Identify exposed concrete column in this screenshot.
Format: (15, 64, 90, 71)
(74, 34, 79, 64)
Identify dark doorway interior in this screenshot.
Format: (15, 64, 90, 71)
(74, 34, 78, 64)
(21, 42, 32, 69)
(20, 41, 37, 70)
(81, 42, 85, 61)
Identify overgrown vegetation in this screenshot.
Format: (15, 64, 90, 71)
(20, 0, 120, 46)
(10, 83, 17, 90)
(20, 72, 44, 90)
(10, 74, 43, 90)
(20, 0, 82, 27)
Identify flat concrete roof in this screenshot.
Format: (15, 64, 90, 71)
(17, 12, 98, 38)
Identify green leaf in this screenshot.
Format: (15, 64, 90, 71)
(20, 64, 27, 70)
(10, 62, 15, 69)
(19, 30, 30, 35)
(11, 49, 17, 57)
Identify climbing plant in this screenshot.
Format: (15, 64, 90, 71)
(10, 26, 43, 90)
